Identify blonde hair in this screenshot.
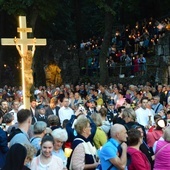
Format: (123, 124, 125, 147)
(91, 113, 102, 126)
(23, 144, 36, 162)
(74, 115, 90, 134)
(122, 108, 136, 121)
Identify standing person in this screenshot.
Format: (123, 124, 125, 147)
(30, 134, 63, 170)
(45, 97, 60, 118)
(138, 54, 146, 75)
(8, 109, 32, 147)
(58, 98, 74, 126)
(135, 97, 154, 129)
(0, 112, 9, 169)
(30, 121, 47, 153)
(151, 96, 163, 114)
(99, 124, 128, 170)
(69, 115, 99, 170)
(51, 128, 68, 168)
(127, 129, 151, 170)
(2, 143, 27, 170)
(30, 98, 38, 125)
(9, 100, 20, 124)
(153, 126, 170, 170)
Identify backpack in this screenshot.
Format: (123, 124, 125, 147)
(8, 128, 23, 142)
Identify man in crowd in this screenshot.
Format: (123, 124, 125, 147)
(58, 97, 74, 126)
(100, 124, 128, 170)
(9, 109, 32, 147)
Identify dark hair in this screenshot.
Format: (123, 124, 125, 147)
(141, 97, 148, 103)
(99, 107, 107, 117)
(3, 112, 13, 123)
(127, 129, 142, 146)
(154, 114, 161, 122)
(17, 109, 31, 123)
(41, 133, 54, 146)
(47, 115, 59, 126)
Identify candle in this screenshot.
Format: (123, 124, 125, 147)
(64, 148, 73, 158)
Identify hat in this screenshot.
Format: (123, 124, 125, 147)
(108, 100, 115, 105)
(38, 104, 45, 109)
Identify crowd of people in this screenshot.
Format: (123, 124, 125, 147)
(78, 16, 170, 77)
(0, 82, 170, 169)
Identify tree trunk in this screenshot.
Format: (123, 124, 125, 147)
(99, 0, 114, 84)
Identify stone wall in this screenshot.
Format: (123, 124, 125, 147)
(155, 32, 170, 84)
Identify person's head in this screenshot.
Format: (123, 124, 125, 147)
(30, 98, 37, 109)
(99, 107, 107, 117)
(49, 97, 57, 109)
(41, 134, 55, 158)
(110, 124, 128, 143)
(11, 100, 20, 111)
(166, 110, 170, 120)
(38, 105, 46, 115)
(140, 97, 148, 109)
(62, 98, 69, 107)
(107, 100, 115, 110)
(23, 144, 36, 165)
(153, 96, 160, 105)
(74, 92, 80, 100)
(91, 113, 102, 127)
(17, 109, 32, 125)
(1, 100, 8, 111)
(47, 115, 60, 126)
(127, 129, 142, 146)
(3, 143, 27, 170)
(122, 108, 136, 123)
(51, 128, 68, 151)
(155, 118, 166, 130)
(3, 112, 14, 124)
(163, 126, 170, 142)
(33, 121, 47, 135)
(74, 115, 91, 138)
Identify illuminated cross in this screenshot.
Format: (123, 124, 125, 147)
(1, 16, 46, 109)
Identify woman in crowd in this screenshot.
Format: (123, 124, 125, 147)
(30, 121, 47, 154)
(23, 144, 36, 170)
(147, 118, 166, 147)
(132, 125, 154, 169)
(90, 113, 107, 149)
(51, 128, 68, 168)
(154, 126, 170, 170)
(98, 107, 111, 135)
(2, 143, 27, 170)
(69, 115, 99, 170)
(30, 134, 63, 170)
(127, 129, 151, 170)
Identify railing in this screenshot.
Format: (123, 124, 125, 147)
(80, 64, 158, 78)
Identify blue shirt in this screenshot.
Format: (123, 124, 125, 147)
(99, 138, 119, 170)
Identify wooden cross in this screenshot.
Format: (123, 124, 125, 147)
(1, 16, 46, 109)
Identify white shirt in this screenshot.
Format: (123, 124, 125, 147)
(58, 106, 74, 126)
(9, 109, 18, 124)
(135, 107, 154, 127)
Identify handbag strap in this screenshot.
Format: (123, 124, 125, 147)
(155, 143, 170, 157)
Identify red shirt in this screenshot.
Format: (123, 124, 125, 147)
(128, 147, 151, 170)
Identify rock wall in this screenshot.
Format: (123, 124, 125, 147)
(155, 32, 170, 84)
